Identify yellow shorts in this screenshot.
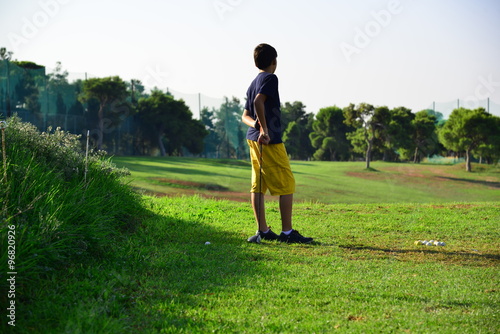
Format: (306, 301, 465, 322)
(247, 140, 295, 196)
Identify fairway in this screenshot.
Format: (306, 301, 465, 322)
(125, 198, 500, 333)
(24, 197, 500, 333)
(112, 157, 500, 204)
(12, 155, 499, 333)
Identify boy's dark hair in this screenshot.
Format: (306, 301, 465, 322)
(254, 43, 277, 70)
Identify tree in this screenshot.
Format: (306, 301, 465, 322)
(67, 79, 85, 116)
(214, 97, 245, 159)
(301, 113, 316, 159)
(409, 110, 437, 163)
(282, 121, 301, 159)
(55, 93, 66, 115)
(426, 109, 445, 126)
(81, 76, 128, 150)
(200, 107, 218, 157)
(344, 103, 388, 168)
(137, 90, 207, 156)
(127, 79, 146, 105)
(47, 61, 69, 87)
(281, 101, 307, 131)
(184, 118, 209, 155)
(438, 107, 499, 172)
(281, 101, 315, 160)
(380, 107, 414, 162)
(0, 48, 14, 117)
(12, 61, 45, 115)
(473, 114, 500, 164)
(309, 106, 352, 161)
(47, 62, 70, 116)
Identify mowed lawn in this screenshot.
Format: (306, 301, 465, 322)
(112, 157, 500, 204)
(18, 157, 499, 333)
(26, 197, 500, 333)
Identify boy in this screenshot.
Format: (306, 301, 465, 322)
(241, 43, 313, 244)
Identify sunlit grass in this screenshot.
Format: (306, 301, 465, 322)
(4, 142, 498, 333)
(20, 196, 500, 333)
(113, 157, 500, 204)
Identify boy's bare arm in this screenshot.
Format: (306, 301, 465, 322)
(254, 93, 270, 144)
(253, 94, 267, 132)
(242, 106, 270, 145)
(242, 109, 258, 128)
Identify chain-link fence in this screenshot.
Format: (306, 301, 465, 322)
(427, 99, 500, 120)
(0, 60, 228, 156)
(2, 59, 499, 157)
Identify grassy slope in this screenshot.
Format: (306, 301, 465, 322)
(113, 157, 500, 204)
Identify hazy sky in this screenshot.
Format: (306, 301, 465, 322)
(1, 0, 499, 117)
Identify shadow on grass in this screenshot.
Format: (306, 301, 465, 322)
(13, 207, 272, 332)
(122, 210, 273, 332)
(338, 244, 500, 264)
(115, 156, 251, 170)
(436, 176, 500, 189)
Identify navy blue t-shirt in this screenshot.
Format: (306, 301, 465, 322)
(245, 72, 282, 144)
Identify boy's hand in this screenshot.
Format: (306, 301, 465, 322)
(258, 131, 270, 145)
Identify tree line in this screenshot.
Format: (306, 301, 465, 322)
(1, 48, 499, 172)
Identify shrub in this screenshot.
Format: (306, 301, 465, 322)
(0, 115, 145, 290)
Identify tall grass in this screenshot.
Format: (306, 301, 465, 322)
(0, 116, 145, 326)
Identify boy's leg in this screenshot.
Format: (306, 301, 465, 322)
(279, 193, 293, 232)
(251, 192, 268, 232)
(278, 193, 313, 243)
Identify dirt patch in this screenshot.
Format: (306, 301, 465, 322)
(151, 178, 229, 191)
(346, 166, 499, 190)
(144, 178, 249, 202)
(338, 244, 500, 267)
(383, 166, 457, 178)
(345, 171, 381, 180)
(155, 189, 249, 202)
(345, 170, 432, 186)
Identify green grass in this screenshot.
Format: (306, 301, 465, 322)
(3, 146, 499, 333)
(0, 118, 145, 332)
(112, 156, 500, 203)
(18, 197, 499, 333)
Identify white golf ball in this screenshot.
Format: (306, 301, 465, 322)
(205, 241, 211, 245)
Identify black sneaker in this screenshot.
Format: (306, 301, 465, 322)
(278, 230, 313, 244)
(247, 228, 280, 243)
(261, 228, 279, 241)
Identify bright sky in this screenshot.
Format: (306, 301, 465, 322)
(1, 0, 500, 118)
